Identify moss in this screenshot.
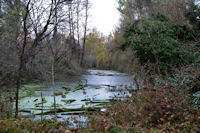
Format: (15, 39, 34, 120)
(24, 83, 49, 89)
(51, 104, 62, 107)
(64, 91, 69, 95)
(62, 86, 71, 91)
(74, 84, 80, 90)
(19, 88, 35, 99)
(61, 95, 66, 98)
(73, 84, 84, 91)
(24, 84, 43, 89)
(36, 107, 101, 115)
(81, 99, 91, 101)
(86, 101, 109, 106)
(54, 92, 63, 96)
(61, 99, 76, 104)
(42, 98, 47, 103)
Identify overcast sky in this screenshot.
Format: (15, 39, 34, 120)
(89, 0, 120, 35)
(88, 0, 200, 35)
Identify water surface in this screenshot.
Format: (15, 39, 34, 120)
(18, 69, 134, 122)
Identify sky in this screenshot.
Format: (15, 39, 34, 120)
(89, 0, 200, 36)
(89, 0, 120, 35)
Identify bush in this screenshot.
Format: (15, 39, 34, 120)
(185, 5, 200, 38)
(170, 23, 194, 41)
(192, 91, 200, 108)
(87, 86, 200, 132)
(0, 119, 70, 133)
(121, 13, 196, 72)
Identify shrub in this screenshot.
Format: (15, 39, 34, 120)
(121, 13, 196, 73)
(185, 5, 200, 38)
(0, 119, 70, 133)
(87, 86, 200, 132)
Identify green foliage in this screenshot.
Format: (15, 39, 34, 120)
(8, 9, 20, 16)
(86, 30, 109, 68)
(86, 32, 102, 54)
(185, 4, 200, 37)
(192, 91, 200, 108)
(95, 42, 109, 67)
(170, 23, 194, 41)
(152, 12, 169, 22)
(122, 17, 184, 71)
(155, 73, 194, 90)
(121, 13, 198, 72)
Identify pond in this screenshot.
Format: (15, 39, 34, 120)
(17, 69, 135, 124)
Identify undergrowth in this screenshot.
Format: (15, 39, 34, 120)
(0, 119, 71, 133)
(0, 85, 199, 133)
(86, 86, 200, 132)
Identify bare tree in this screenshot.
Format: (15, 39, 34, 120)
(0, 0, 90, 118)
(15, 0, 59, 117)
(118, 0, 194, 24)
(80, 0, 89, 66)
(76, 0, 81, 61)
(0, 0, 2, 14)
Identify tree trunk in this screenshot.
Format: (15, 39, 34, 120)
(15, 58, 23, 118)
(0, 0, 2, 14)
(80, 0, 89, 66)
(52, 61, 57, 118)
(15, 81, 19, 118)
(77, 0, 81, 63)
(15, 0, 29, 117)
(41, 92, 43, 120)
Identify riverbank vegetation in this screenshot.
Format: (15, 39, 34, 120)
(0, 0, 200, 132)
(84, 0, 200, 132)
(0, 0, 89, 118)
(87, 86, 200, 132)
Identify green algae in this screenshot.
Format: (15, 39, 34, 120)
(35, 107, 101, 115)
(61, 99, 76, 104)
(54, 92, 63, 96)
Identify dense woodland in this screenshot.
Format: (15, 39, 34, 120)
(0, 0, 200, 132)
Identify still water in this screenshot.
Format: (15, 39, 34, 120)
(18, 69, 134, 123)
